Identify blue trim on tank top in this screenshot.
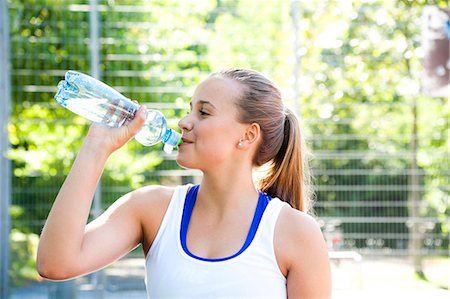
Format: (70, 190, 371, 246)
(180, 184, 272, 262)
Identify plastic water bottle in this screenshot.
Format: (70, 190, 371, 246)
(54, 71, 182, 153)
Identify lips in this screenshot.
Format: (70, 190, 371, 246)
(181, 137, 193, 143)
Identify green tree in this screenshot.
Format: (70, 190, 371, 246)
(6, 0, 448, 285)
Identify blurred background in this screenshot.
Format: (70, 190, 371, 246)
(0, 0, 448, 298)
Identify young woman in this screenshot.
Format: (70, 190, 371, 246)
(37, 68, 331, 298)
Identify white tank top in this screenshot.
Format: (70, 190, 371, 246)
(145, 184, 288, 298)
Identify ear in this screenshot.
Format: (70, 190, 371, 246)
(238, 123, 261, 148)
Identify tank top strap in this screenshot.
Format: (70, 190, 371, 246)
(252, 196, 289, 263)
(262, 197, 289, 227)
(146, 184, 191, 259)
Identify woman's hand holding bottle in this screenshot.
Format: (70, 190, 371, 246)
(84, 104, 147, 155)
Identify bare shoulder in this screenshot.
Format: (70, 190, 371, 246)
(104, 185, 174, 216)
(276, 206, 324, 242)
(275, 205, 332, 298)
(127, 185, 175, 227)
(274, 205, 327, 271)
(128, 184, 175, 208)
(132, 185, 178, 254)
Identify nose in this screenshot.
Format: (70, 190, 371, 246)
(178, 113, 193, 132)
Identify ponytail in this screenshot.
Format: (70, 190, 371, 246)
(212, 68, 313, 213)
(258, 108, 313, 213)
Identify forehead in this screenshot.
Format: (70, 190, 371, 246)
(192, 76, 242, 109)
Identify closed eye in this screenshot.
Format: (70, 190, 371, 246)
(199, 109, 209, 116)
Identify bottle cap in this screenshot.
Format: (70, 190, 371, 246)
(163, 144, 174, 154)
(163, 129, 182, 148)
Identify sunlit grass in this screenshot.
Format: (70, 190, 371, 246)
(419, 256, 450, 290)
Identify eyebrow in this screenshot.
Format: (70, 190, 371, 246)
(189, 100, 217, 110)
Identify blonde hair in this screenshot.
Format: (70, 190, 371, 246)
(212, 69, 313, 213)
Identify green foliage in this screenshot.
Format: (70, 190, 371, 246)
(6, 0, 449, 275)
(9, 229, 40, 287)
(295, 0, 449, 249)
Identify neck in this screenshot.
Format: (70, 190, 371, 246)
(196, 162, 259, 216)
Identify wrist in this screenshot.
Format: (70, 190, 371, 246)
(80, 138, 113, 161)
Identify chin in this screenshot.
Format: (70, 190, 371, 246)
(176, 156, 196, 170)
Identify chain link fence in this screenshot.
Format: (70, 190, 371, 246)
(2, 0, 448, 297)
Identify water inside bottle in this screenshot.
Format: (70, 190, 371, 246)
(63, 98, 135, 128)
(55, 71, 182, 150)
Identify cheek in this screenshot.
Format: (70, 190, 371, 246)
(176, 119, 242, 168)
(198, 123, 238, 152)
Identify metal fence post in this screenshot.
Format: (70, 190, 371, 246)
(290, 0, 301, 115)
(0, 0, 12, 298)
(89, 0, 106, 297)
(90, 0, 102, 221)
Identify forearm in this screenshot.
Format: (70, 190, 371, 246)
(37, 140, 110, 278)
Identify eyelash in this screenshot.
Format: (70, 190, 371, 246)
(185, 109, 209, 116)
(199, 109, 209, 116)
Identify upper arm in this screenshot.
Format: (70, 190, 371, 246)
(275, 208, 332, 299)
(73, 185, 172, 277)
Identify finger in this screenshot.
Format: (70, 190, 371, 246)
(126, 105, 147, 135)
